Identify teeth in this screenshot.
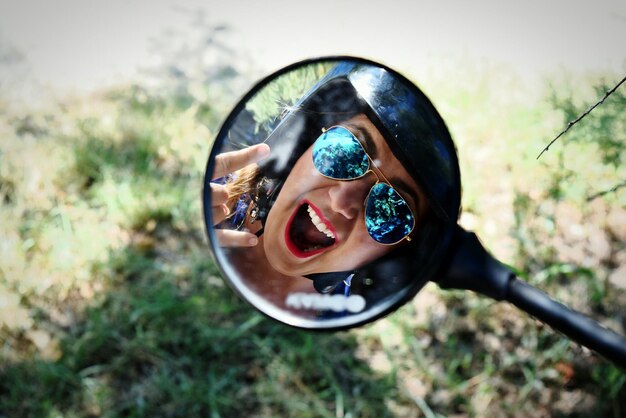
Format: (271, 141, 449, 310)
(307, 205, 335, 239)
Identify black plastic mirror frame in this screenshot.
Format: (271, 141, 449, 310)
(202, 56, 461, 330)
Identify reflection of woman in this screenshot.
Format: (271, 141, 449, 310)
(209, 61, 461, 311)
(262, 114, 426, 276)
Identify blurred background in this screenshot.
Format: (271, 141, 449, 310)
(1, 0, 625, 417)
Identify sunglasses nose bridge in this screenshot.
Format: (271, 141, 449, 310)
(363, 167, 381, 182)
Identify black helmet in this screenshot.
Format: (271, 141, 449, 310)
(259, 60, 460, 221)
(252, 59, 461, 297)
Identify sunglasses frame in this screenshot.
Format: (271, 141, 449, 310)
(313, 125, 416, 245)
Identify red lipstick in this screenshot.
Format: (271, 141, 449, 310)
(284, 199, 338, 258)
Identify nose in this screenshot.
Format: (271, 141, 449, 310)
(328, 175, 375, 220)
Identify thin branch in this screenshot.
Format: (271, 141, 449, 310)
(537, 75, 626, 160)
(586, 180, 626, 202)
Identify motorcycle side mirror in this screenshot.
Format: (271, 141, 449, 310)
(203, 57, 626, 367)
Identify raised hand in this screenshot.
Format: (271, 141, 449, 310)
(210, 143, 270, 247)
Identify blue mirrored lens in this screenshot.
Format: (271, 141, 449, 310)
(312, 127, 369, 179)
(365, 183, 415, 244)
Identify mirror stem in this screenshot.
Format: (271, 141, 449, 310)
(435, 226, 626, 368)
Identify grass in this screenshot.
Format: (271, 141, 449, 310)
(1, 242, 399, 417)
(0, 58, 625, 417)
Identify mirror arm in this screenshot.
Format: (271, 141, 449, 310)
(435, 226, 514, 301)
(435, 225, 626, 368)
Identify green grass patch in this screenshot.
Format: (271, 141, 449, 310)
(0, 60, 624, 417)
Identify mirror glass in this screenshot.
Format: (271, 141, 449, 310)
(203, 57, 461, 329)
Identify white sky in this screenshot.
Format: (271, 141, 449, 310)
(0, 0, 625, 96)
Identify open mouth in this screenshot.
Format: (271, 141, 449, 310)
(285, 200, 337, 258)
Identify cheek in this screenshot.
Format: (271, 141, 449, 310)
(262, 165, 318, 248)
(360, 240, 389, 260)
(343, 225, 391, 262)
(268, 158, 326, 222)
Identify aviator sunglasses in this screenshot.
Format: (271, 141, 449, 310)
(311, 125, 416, 245)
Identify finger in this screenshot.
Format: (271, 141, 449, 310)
(213, 143, 270, 179)
(215, 229, 259, 247)
(210, 183, 229, 206)
(212, 204, 230, 225)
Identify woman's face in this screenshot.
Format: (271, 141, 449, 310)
(263, 114, 426, 276)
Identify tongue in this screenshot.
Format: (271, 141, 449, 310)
(290, 205, 335, 251)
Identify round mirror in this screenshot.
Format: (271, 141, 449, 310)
(203, 57, 461, 329)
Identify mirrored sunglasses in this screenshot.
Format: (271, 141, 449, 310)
(311, 126, 416, 245)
